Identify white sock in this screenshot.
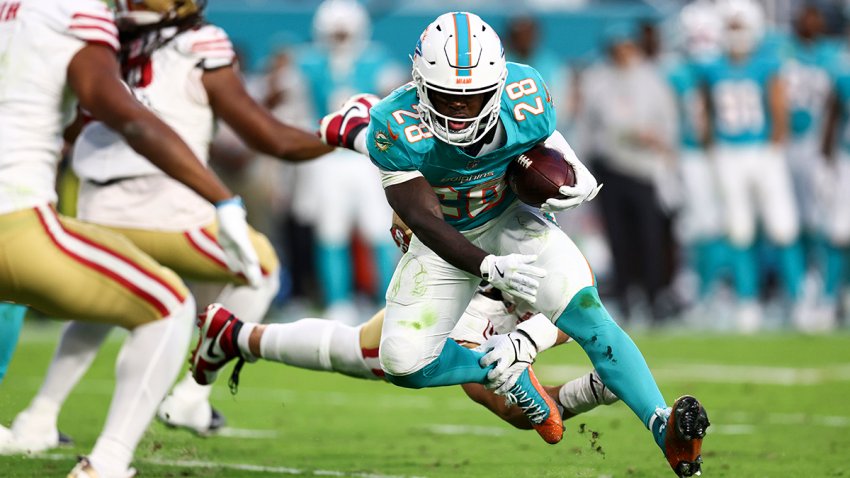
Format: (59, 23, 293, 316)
(216, 270, 280, 324)
(89, 295, 194, 476)
(26, 321, 114, 425)
(259, 319, 380, 380)
(557, 370, 619, 416)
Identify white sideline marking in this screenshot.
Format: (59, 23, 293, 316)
(39, 454, 424, 478)
(423, 424, 510, 437)
(708, 424, 755, 435)
(537, 363, 850, 386)
(216, 427, 279, 439)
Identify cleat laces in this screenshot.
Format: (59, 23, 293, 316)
(506, 385, 548, 425)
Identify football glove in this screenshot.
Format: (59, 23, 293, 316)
(478, 313, 559, 394)
(215, 196, 262, 287)
(319, 93, 380, 155)
(480, 254, 546, 305)
(540, 131, 602, 213)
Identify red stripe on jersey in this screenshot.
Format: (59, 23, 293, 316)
(191, 38, 231, 47)
(85, 39, 119, 52)
(361, 347, 379, 359)
(35, 208, 171, 316)
(70, 24, 118, 37)
(71, 12, 114, 24)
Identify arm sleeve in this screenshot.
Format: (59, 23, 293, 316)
(175, 24, 235, 70)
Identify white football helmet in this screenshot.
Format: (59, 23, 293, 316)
(313, 0, 371, 52)
(717, 0, 765, 56)
(679, 0, 723, 62)
(411, 12, 507, 146)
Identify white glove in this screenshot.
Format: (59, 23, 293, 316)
(478, 331, 537, 395)
(540, 131, 602, 213)
(318, 93, 380, 155)
(479, 254, 546, 304)
(215, 196, 262, 287)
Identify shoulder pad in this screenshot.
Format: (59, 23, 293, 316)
(367, 84, 424, 172)
(174, 24, 234, 70)
(501, 62, 557, 146)
(62, 0, 119, 52)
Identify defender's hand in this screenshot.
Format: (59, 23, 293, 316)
(215, 197, 262, 287)
(480, 254, 546, 304)
(478, 331, 537, 395)
(319, 93, 380, 155)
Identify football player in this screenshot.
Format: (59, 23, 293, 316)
(195, 12, 710, 477)
(0, 0, 260, 476)
(780, 4, 841, 330)
(293, 0, 404, 324)
(702, 0, 805, 331)
(0, 0, 336, 452)
(185, 212, 618, 445)
(667, 1, 727, 304)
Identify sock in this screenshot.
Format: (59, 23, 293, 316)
(89, 296, 194, 476)
(317, 242, 352, 305)
(554, 286, 667, 450)
(732, 245, 759, 299)
(216, 269, 280, 324)
(822, 240, 846, 299)
(31, 321, 114, 418)
(0, 303, 26, 382)
(384, 339, 490, 389)
(557, 370, 619, 415)
(258, 319, 382, 380)
(778, 241, 805, 300)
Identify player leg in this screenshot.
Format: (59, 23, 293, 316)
(493, 203, 709, 474)
(0, 206, 194, 477)
(0, 303, 26, 383)
(715, 146, 761, 331)
(109, 223, 281, 434)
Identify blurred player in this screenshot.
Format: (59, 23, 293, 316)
(200, 12, 710, 476)
(667, 1, 726, 303)
(294, 0, 404, 323)
(818, 31, 850, 330)
(0, 303, 26, 382)
(1, 0, 335, 449)
(703, 0, 805, 331)
(780, 5, 840, 329)
(0, 0, 261, 476)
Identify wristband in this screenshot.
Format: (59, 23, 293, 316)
(215, 196, 244, 209)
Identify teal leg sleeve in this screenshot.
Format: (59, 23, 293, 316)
(823, 241, 847, 299)
(732, 245, 759, 299)
(371, 242, 399, 302)
(385, 339, 490, 389)
(0, 303, 26, 383)
(555, 287, 668, 450)
(778, 241, 805, 300)
(316, 242, 351, 306)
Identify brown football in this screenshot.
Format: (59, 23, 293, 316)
(507, 144, 576, 207)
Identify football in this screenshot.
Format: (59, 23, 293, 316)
(506, 144, 576, 207)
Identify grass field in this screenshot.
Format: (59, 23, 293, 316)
(1, 322, 849, 477)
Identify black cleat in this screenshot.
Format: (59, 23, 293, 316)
(58, 431, 74, 446)
(665, 395, 710, 477)
(208, 408, 226, 433)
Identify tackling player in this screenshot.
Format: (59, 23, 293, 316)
(195, 12, 709, 477)
(0, 0, 336, 451)
(0, 0, 261, 476)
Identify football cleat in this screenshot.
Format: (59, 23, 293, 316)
(157, 393, 227, 436)
(665, 395, 710, 477)
(190, 304, 245, 387)
(1, 408, 59, 454)
(506, 368, 564, 444)
(67, 456, 136, 478)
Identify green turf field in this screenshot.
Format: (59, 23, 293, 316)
(1, 322, 848, 477)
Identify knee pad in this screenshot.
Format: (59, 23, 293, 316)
(379, 335, 425, 377)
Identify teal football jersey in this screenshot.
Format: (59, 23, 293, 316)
(780, 36, 837, 141)
(667, 59, 706, 151)
(368, 62, 556, 231)
(701, 53, 780, 145)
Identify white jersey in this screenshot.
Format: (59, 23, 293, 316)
(73, 24, 235, 230)
(0, 0, 118, 215)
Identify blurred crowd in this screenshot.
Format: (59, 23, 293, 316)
(138, 0, 850, 333)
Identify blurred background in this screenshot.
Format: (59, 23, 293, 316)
(61, 0, 850, 334)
